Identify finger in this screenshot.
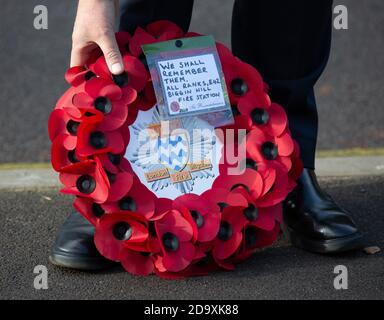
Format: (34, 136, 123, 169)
(70, 45, 90, 68)
(97, 32, 124, 75)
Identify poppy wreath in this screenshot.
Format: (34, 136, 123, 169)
(49, 20, 303, 279)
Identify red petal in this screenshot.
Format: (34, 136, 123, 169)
(213, 232, 242, 260)
(129, 27, 157, 57)
(162, 241, 195, 272)
(275, 131, 294, 156)
(146, 20, 184, 40)
(107, 172, 134, 202)
(122, 55, 148, 92)
(155, 210, 193, 242)
(65, 66, 92, 87)
(85, 77, 122, 101)
(120, 249, 154, 276)
(267, 103, 287, 136)
(115, 32, 131, 54)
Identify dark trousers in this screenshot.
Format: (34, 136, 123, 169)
(119, 0, 334, 169)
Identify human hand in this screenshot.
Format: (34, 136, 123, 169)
(70, 0, 123, 75)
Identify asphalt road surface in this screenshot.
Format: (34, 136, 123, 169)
(0, 0, 383, 163)
(1, 176, 383, 300)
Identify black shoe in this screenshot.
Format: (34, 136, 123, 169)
(49, 212, 117, 271)
(283, 169, 364, 254)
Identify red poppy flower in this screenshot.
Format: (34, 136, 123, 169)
(48, 108, 81, 142)
(129, 20, 183, 61)
(120, 247, 154, 276)
(231, 221, 281, 263)
(104, 171, 134, 203)
(155, 209, 195, 272)
(247, 161, 288, 208)
(246, 127, 293, 171)
(73, 197, 109, 226)
(216, 42, 234, 63)
(129, 81, 156, 112)
(202, 187, 248, 209)
(237, 92, 288, 137)
(174, 194, 221, 243)
(71, 78, 135, 131)
(222, 58, 264, 105)
(97, 153, 124, 174)
(91, 54, 148, 93)
(244, 222, 281, 251)
(59, 159, 110, 203)
(146, 20, 184, 40)
(228, 186, 281, 230)
(151, 198, 174, 221)
(219, 115, 252, 147)
(54, 85, 83, 110)
(51, 133, 86, 172)
(76, 113, 126, 157)
(129, 27, 158, 58)
(153, 253, 219, 279)
(65, 66, 96, 87)
(102, 179, 156, 219)
(212, 167, 264, 200)
(212, 206, 247, 261)
(94, 211, 148, 261)
(115, 31, 131, 55)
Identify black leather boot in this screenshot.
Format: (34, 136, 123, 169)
(283, 169, 364, 253)
(49, 212, 117, 270)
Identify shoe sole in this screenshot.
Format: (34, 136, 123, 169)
(49, 253, 117, 271)
(287, 227, 365, 254)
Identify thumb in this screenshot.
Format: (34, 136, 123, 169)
(98, 32, 124, 75)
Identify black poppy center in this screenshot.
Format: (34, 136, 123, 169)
(89, 131, 107, 149)
(162, 232, 179, 252)
(106, 171, 116, 184)
(217, 202, 229, 212)
(76, 175, 96, 194)
(190, 210, 204, 229)
(246, 158, 258, 170)
(251, 108, 269, 125)
(245, 227, 257, 248)
(148, 222, 157, 237)
(118, 196, 137, 212)
(67, 149, 79, 163)
(261, 141, 278, 160)
(108, 153, 121, 165)
(84, 71, 96, 81)
(218, 221, 233, 241)
(230, 183, 250, 193)
(66, 120, 80, 136)
(112, 71, 129, 88)
(91, 203, 105, 218)
(231, 78, 248, 96)
(140, 251, 151, 257)
(93, 96, 112, 114)
(113, 222, 132, 241)
(243, 203, 258, 221)
(196, 253, 212, 267)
